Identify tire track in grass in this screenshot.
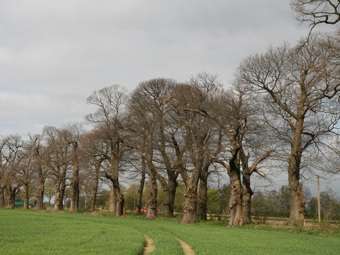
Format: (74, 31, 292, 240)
(143, 234, 155, 254)
(175, 236, 195, 255)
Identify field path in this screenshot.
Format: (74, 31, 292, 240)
(175, 237, 195, 255)
(143, 234, 155, 254)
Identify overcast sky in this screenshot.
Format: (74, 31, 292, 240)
(1, 1, 338, 193)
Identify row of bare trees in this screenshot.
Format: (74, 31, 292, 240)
(2, 3, 340, 226)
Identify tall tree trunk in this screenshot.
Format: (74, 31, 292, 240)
(53, 167, 67, 211)
(181, 177, 198, 224)
(53, 180, 62, 211)
(109, 184, 116, 213)
(6, 185, 17, 209)
(116, 194, 125, 216)
(288, 151, 306, 225)
(145, 169, 158, 220)
(60, 176, 66, 210)
(0, 186, 5, 208)
(162, 178, 177, 218)
(90, 162, 101, 212)
(229, 158, 243, 227)
(113, 181, 121, 217)
(239, 148, 252, 224)
(35, 167, 45, 210)
(70, 142, 80, 213)
(242, 172, 253, 224)
(135, 161, 146, 215)
(90, 179, 98, 212)
(198, 170, 208, 221)
(70, 164, 79, 213)
(23, 183, 29, 210)
(288, 119, 306, 226)
(115, 186, 122, 217)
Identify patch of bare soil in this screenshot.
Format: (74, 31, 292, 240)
(143, 234, 155, 255)
(175, 237, 195, 255)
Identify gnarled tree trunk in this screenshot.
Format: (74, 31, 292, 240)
(162, 178, 177, 218)
(109, 184, 116, 213)
(181, 178, 198, 224)
(53, 180, 62, 211)
(198, 170, 208, 221)
(90, 178, 98, 211)
(241, 172, 253, 224)
(0, 186, 6, 208)
(70, 164, 79, 213)
(229, 158, 243, 227)
(90, 161, 101, 212)
(288, 119, 306, 226)
(145, 170, 158, 220)
(6, 184, 19, 209)
(35, 172, 45, 210)
(23, 183, 29, 210)
(134, 162, 146, 215)
(288, 150, 306, 225)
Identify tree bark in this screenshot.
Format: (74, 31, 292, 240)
(23, 183, 29, 210)
(109, 184, 116, 213)
(181, 178, 198, 224)
(239, 149, 253, 224)
(229, 158, 243, 227)
(114, 181, 121, 217)
(70, 165, 79, 213)
(288, 148, 306, 225)
(70, 142, 80, 213)
(134, 160, 146, 215)
(116, 194, 125, 216)
(60, 176, 66, 210)
(288, 119, 306, 226)
(0, 186, 5, 208)
(145, 170, 158, 220)
(162, 178, 177, 218)
(198, 169, 208, 221)
(90, 161, 101, 212)
(115, 187, 123, 217)
(90, 179, 98, 211)
(6, 185, 18, 209)
(53, 179, 62, 211)
(35, 175, 45, 210)
(35, 169, 45, 210)
(241, 171, 253, 224)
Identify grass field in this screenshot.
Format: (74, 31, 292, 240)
(1, 209, 340, 255)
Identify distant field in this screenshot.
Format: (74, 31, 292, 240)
(1, 209, 340, 255)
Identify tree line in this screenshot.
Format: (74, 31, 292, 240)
(1, 0, 340, 227)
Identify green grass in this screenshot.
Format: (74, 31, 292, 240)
(1, 209, 340, 255)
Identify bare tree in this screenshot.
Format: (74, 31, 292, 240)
(28, 134, 50, 210)
(4, 135, 24, 209)
(44, 126, 73, 211)
(64, 122, 84, 213)
(0, 136, 9, 208)
(80, 129, 106, 212)
(127, 85, 160, 220)
(85, 85, 129, 217)
(128, 78, 181, 218)
(291, 0, 340, 34)
(235, 33, 340, 225)
(16, 144, 35, 209)
(168, 78, 222, 224)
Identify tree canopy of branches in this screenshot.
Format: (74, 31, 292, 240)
(235, 32, 340, 225)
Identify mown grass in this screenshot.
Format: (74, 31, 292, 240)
(1, 209, 340, 255)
